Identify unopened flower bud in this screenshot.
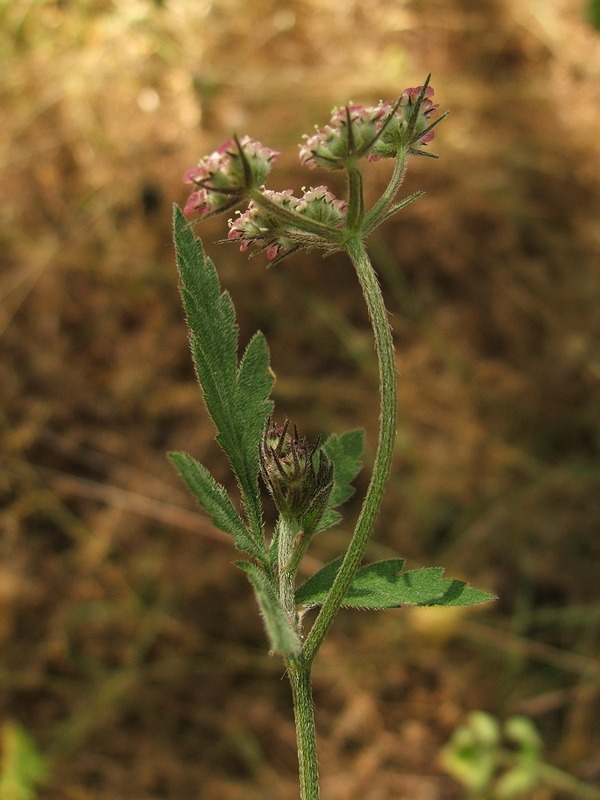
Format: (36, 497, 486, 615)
(260, 419, 334, 532)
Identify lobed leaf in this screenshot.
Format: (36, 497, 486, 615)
(296, 558, 495, 609)
(173, 206, 273, 540)
(168, 451, 263, 558)
(316, 428, 364, 532)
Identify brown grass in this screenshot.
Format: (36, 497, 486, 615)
(2, 0, 600, 797)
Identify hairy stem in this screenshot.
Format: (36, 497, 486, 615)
(277, 515, 302, 619)
(302, 236, 397, 665)
(287, 657, 320, 800)
(363, 148, 408, 235)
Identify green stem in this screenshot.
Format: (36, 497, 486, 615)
(302, 236, 397, 665)
(345, 166, 364, 231)
(277, 516, 301, 618)
(287, 657, 320, 800)
(363, 148, 409, 235)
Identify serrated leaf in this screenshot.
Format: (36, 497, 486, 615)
(394, 567, 496, 607)
(168, 451, 263, 558)
(296, 559, 495, 609)
(173, 206, 273, 539)
(238, 561, 301, 655)
(236, 332, 273, 498)
(316, 429, 364, 532)
(295, 557, 345, 606)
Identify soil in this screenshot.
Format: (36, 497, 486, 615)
(2, 1, 600, 798)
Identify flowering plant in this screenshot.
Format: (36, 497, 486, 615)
(171, 76, 494, 799)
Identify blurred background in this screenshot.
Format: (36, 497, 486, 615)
(2, 1, 600, 798)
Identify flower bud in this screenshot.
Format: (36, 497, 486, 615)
(260, 419, 334, 532)
(183, 136, 280, 219)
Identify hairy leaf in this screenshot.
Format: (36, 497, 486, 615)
(168, 451, 263, 558)
(296, 558, 495, 608)
(173, 206, 273, 540)
(316, 428, 364, 532)
(238, 561, 301, 655)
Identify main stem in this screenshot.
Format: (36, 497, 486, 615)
(288, 237, 397, 799)
(287, 656, 320, 800)
(302, 236, 398, 665)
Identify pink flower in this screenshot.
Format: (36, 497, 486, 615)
(299, 103, 388, 170)
(183, 136, 280, 219)
(297, 186, 347, 226)
(227, 189, 300, 259)
(298, 83, 443, 170)
(226, 185, 346, 263)
(371, 82, 442, 158)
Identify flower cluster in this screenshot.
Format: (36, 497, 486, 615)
(299, 104, 388, 170)
(183, 136, 279, 219)
(371, 84, 440, 159)
(181, 78, 445, 263)
(227, 186, 346, 261)
(260, 418, 334, 530)
(299, 82, 441, 170)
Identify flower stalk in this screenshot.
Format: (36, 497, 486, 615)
(302, 236, 397, 665)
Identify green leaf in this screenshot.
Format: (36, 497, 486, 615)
(238, 561, 301, 655)
(587, 0, 600, 30)
(394, 567, 496, 607)
(172, 206, 273, 540)
(295, 557, 344, 606)
(296, 559, 495, 609)
(168, 451, 263, 558)
(316, 428, 364, 532)
(0, 721, 48, 800)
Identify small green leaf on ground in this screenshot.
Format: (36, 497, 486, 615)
(0, 721, 48, 800)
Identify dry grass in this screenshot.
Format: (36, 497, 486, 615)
(2, 0, 600, 797)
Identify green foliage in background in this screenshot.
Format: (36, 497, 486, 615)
(0, 722, 47, 800)
(441, 711, 600, 800)
(586, 0, 600, 30)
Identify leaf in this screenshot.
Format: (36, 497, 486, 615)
(295, 557, 344, 606)
(316, 428, 364, 532)
(168, 451, 263, 558)
(587, 0, 600, 31)
(238, 561, 301, 655)
(172, 206, 273, 539)
(0, 721, 48, 800)
(393, 567, 496, 607)
(296, 559, 495, 609)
